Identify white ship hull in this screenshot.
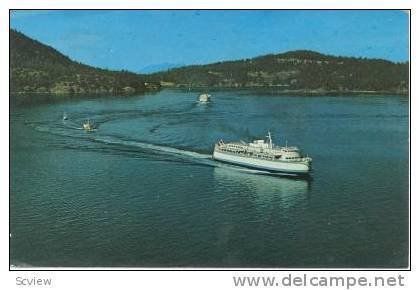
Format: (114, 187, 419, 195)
(213, 150, 310, 175)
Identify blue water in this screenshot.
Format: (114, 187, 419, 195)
(10, 90, 409, 268)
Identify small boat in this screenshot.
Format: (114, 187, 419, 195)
(213, 131, 312, 175)
(198, 93, 211, 103)
(83, 119, 95, 132)
(62, 113, 68, 121)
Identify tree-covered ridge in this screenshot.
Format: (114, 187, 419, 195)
(149, 50, 409, 94)
(10, 29, 159, 95)
(10, 29, 409, 96)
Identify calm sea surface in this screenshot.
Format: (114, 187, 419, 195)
(10, 90, 409, 268)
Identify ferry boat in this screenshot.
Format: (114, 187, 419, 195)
(198, 93, 211, 103)
(213, 131, 312, 175)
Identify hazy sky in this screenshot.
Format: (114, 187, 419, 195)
(10, 10, 409, 72)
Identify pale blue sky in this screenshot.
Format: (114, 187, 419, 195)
(10, 10, 409, 72)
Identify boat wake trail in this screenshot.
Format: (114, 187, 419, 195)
(94, 136, 294, 177)
(93, 135, 213, 161)
(62, 120, 86, 130)
(31, 123, 298, 178)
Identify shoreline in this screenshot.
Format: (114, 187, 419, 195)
(11, 87, 408, 97)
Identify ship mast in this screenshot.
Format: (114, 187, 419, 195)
(267, 131, 273, 149)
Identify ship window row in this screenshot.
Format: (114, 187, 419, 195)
(220, 148, 277, 160)
(219, 148, 245, 153)
(226, 145, 243, 149)
(219, 148, 302, 161)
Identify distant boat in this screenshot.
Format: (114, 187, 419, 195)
(62, 112, 68, 121)
(213, 131, 312, 175)
(83, 119, 95, 132)
(198, 93, 211, 104)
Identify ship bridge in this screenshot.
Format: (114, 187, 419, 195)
(249, 140, 271, 149)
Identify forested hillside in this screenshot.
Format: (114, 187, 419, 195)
(10, 29, 408, 97)
(10, 29, 159, 95)
(148, 50, 408, 94)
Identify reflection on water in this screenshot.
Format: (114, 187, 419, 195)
(212, 166, 310, 210)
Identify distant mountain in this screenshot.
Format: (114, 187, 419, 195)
(10, 29, 409, 98)
(148, 50, 409, 94)
(138, 63, 185, 74)
(10, 29, 159, 96)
